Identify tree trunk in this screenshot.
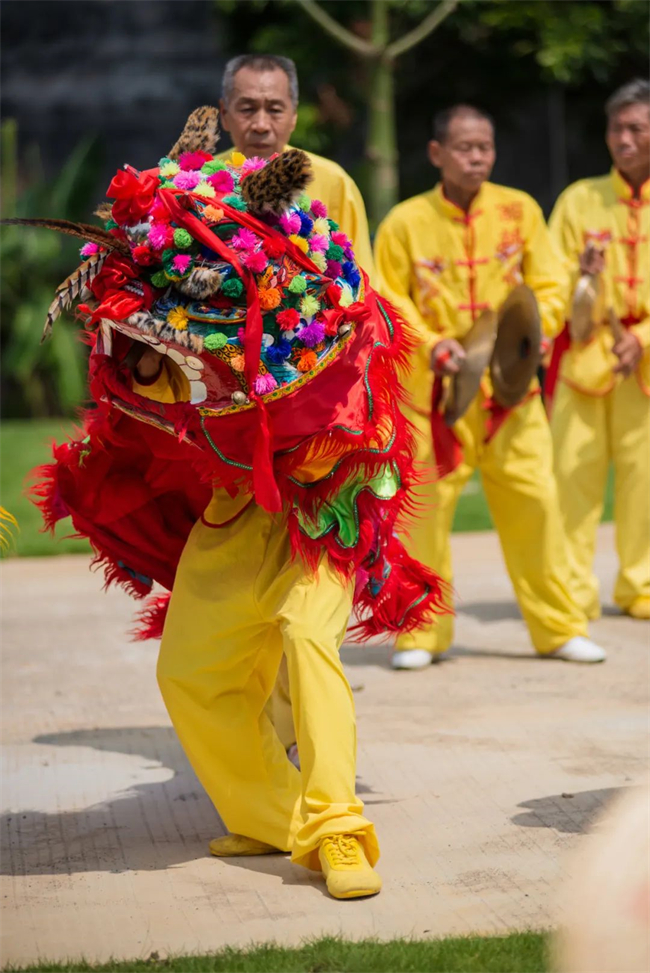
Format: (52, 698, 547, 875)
(366, 0, 398, 228)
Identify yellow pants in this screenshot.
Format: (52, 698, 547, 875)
(551, 378, 650, 615)
(396, 391, 587, 655)
(156, 491, 379, 871)
(266, 657, 295, 751)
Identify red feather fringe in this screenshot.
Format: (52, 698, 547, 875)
(29, 275, 452, 640)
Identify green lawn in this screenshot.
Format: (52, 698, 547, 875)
(0, 419, 91, 557)
(7, 932, 548, 973)
(0, 418, 613, 557)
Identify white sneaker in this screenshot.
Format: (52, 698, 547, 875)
(551, 636, 607, 663)
(391, 649, 433, 670)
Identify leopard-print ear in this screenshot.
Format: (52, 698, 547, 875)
(241, 149, 313, 216)
(168, 106, 220, 160)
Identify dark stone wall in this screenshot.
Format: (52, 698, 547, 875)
(1, 0, 226, 192)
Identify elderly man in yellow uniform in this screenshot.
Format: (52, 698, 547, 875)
(548, 79, 650, 621)
(375, 104, 605, 668)
(218, 53, 376, 758)
(218, 53, 375, 281)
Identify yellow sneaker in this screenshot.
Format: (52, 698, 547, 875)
(209, 834, 281, 857)
(626, 597, 650, 620)
(318, 834, 382, 899)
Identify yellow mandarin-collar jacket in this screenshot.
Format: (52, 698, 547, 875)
(218, 145, 376, 285)
(374, 182, 568, 413)
(549, 168, 650, 396)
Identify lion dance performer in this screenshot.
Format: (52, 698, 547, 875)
(7, 108, 449, 900)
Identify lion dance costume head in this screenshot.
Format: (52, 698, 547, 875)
(7, 107, 449, 638)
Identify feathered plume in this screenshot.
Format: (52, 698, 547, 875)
(94, 202, 113, 222)
(0, 217, 129, 254)
(168, 106, 220, 160)
(42, 251, 107, 342)
(241, 149, 313, 216)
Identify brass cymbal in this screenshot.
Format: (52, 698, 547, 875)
(571, 273, 602, 343)
(443, 309, 497, 427)
(490, 284, 542, 409)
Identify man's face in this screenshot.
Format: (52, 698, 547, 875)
(428, 115, 496, 195)
(220, 67, 298, 158)
(606, 103, 650, 181)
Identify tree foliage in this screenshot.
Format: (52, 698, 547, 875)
(0, 121, 104, 417)
(215, 0, 648, 183)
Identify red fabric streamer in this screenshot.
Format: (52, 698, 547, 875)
(157, 189, 280, 510)
(430, 377, 463, 477)
(543, 324, 571, 415)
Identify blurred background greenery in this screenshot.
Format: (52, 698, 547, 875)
(0, 0, 637, 554)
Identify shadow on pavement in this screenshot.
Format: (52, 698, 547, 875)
(512, 787, 622, 834)
(2, 727, 218, 876)
(455, 600, 523, 622)
(2, 727, 379, 878)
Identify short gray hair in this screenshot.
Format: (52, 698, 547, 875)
(222, 55, 299, 107)
(605, 79, 650, 118)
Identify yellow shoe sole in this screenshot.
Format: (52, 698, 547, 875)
(328, 884, 382, 900)
(209, 835, 281, 857)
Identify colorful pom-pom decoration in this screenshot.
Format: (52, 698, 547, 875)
(149, 223, 175, 250)
(325, 243, 345, 263)
(259, 287, 282, 310)
(193, 183, 216, 198)
(299, 295, 320, 320)
(173, 228, 193, 250)
(159, 159, 180, 177)
(222, 277, 244, 298)
(167, 306, 189, 330)
(203, 205, 224, 223)
(150, 270, 168, 288)
(241, 156, 267, 176)
(232, 228, 259, 251)
(288, 275, 307, 295)
(254, 373, 278, 395)
(222, 194, 247, 212)
(201, 159, 227, 175)
(266, 339, 293, 363)
(178, 150, 212, 171)
(173, 170, 202, 191)
(326, 260, 343, 279)
(263, 238, 285, 260)
(243, 250, 268, 273)
(288, 234, 309, 254)
(208, 170, 235, 194)
(312, 217, 330, 237)
(296, 349, 318, 372)
(204, 332, 228, 351)
(310, 252, 327, 272)
(298, 318, 325, 347)
(280, 211, 301, 236)
(276, 308, 300, 331)
(172, 254, 193, 275)
(298, 212, 314, 237)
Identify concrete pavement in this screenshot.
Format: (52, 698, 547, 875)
(1, 525, 648, 966)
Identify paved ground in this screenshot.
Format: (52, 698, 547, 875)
(1, 525, 648, 967)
